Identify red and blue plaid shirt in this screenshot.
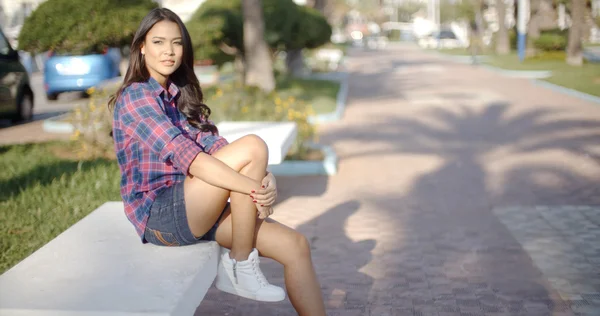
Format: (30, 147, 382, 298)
(112, 77, 228, 242)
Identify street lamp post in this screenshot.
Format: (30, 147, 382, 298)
(517, 0, 529, 62)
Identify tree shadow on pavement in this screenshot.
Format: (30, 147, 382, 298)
(195, 200, 375, 316)
(322, 101, 600, 314)
(274, 175, 329, 206)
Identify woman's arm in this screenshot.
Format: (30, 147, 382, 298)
(188, 152, 261, 194)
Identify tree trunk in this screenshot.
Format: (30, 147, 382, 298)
(242, 0, 275, 92)
(566, 0, 585, 66)
(311, 0, 326, 13)
(286, 49, 308, 77)
(496, 0, 510, 54)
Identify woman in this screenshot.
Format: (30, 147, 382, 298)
(109, 8, 326, 316)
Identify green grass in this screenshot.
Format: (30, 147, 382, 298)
(484, 52, 600, 97)
(0, 142, 121, 274)
(275, 76, 340, 114)
(204, 75, 340, 115)
(433, 48, 600, 98)
(433, 48, 482, 56)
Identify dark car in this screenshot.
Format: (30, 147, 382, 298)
(0, 28, 34, 122)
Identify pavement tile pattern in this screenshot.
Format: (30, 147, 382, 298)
(195, 44, 600, 316)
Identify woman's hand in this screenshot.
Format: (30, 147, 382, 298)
(250, 172, 277, 218)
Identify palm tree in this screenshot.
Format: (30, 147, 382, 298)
(566, 0, 585, 65)
(242, 0, 275, 92)
(495, 0, 510, 55)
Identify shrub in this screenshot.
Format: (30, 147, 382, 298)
(533, 33, 567, 51)
(18, 0, 158, 54)
(69, 81, 318, 160)
(286, 5, 332, 50)
(528, 51, 567, 61)
(186, 0, 331, 67)
(68, 83, 118, 160)
(206, 82, 317, 157)
(185, 0, 242, 66)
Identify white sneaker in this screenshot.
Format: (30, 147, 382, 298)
(215, 247, 286, 302)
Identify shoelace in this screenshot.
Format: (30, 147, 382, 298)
(251, 258, 268, 287)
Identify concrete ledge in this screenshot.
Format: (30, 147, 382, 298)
(268, 142, 338, 176)
(216, 121, 297, 165)
(0, 202, 220, 316)
(43, 113, 74, 134)
(480, 65, 553, 79)
(532, 79, 600, 105)
(306, 72, 349, 124)
(437, 54, 489, 64)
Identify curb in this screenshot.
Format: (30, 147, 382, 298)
(426, 50, 489, 64)
(532, 79, 600, 104)
(307, 71, 350, 124)
(480, 64, 553, 79)
(267, 142, 338, 176)
(43, 113, 74, 134)
(425, 49, 554, 79)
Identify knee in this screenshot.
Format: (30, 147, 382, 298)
(290, 231, 312, 260)
(241, 134, 268, 161)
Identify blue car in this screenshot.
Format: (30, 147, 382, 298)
(44, 48, 121, 100)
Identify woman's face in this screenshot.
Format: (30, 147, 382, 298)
(141, 20, 183, 85)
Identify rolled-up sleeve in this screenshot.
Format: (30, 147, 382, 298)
(195, 119, 229, 155)
(118, 88, 202, 174)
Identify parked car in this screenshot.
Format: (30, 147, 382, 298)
(44, 47, 121, 100)
(418, 30, 465, 49)
(0, 27, 34, 122)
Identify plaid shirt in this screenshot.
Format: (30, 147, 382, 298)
(112, 77, 228, 241)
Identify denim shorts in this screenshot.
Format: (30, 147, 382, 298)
(144, 181, 228, 247)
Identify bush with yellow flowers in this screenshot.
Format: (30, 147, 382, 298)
(69, 80, 318, 160)
(206, 81, 318, 159)
(68, 83, 118, 160)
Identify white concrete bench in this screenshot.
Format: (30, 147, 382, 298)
(0, 202, 219, 315)
(216, 121, 298, 166)
(0, 121, 297, 316)
(314, 48, 344, 71)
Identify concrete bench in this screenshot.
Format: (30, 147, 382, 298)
(0, 121, 297, 316)
(216, 121, 297, 166)
(0, 202, 219, 316)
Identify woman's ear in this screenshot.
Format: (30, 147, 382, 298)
(140, 43, 145, 55)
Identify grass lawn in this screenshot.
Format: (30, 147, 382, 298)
(484, 53, 600, 97)
(0, 142, 121, 274)
(276, 76, 340, 114)
(433, 48, 600, 98)
(204, 76, 340, 115)
(433, 48, 482, 56)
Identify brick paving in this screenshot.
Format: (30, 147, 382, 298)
(195, 44, 600, 315)
(0, 119, 70, 145)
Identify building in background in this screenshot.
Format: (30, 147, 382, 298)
(0, 0, 44, 45)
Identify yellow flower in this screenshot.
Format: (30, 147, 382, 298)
(86, 87, 95, 95)
(275, 97, 282, 105)
(70, 130, 80, 141)
(89, 104, 96, 111)
(241, 106, 249, 113)
(216, 89, 223, 97)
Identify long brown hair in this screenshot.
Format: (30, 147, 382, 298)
(108, 8, 216, 134)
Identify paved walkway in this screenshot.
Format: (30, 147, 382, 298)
(196, 44, 600, 315)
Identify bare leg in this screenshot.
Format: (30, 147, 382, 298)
(183, 134, 325, 313)
(183, 134, 267, 261)
(215, 212, 327, 316)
